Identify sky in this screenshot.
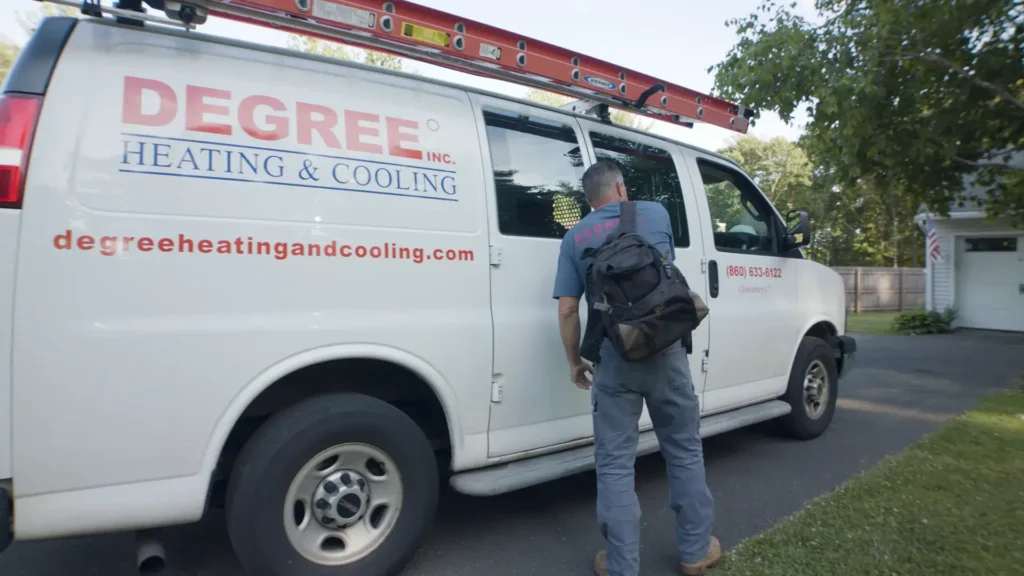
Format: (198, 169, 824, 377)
(1, 0, 818, 152)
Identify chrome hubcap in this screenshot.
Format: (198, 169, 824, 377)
(313, 469, 370, 529)
(283, 443, 402, 565)
(803, 359, 829, 420)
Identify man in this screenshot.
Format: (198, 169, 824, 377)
(552, 160, 720, 576)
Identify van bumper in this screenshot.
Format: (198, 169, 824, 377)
(837, 335, 857, 379)
(0, 482, 11, 555)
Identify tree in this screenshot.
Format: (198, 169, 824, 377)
(831, 180, 922, 267)
(718, 135, 813, 210)
(714, 134, 924, 267)
(0, 41, 17, 87)
(710, 0, 1024, 224)
(2, 3, 80, 85)
(360, 49, 403, 71)
(523, 88, 654, 131)
(287, 35, 405, 71)
(16, 3, 80, 36)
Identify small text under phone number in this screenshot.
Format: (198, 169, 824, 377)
(726, 265, 783, 279)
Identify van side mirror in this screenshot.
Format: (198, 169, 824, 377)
(785, 210, 811, 249)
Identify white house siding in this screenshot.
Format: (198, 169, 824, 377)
(929, 223, 957, 312)
(926, 216, 1020, 326)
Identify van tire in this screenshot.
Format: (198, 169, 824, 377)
(0, 487, 11, 555)
(779, 337, 838, 440)
(225, 392, 438, 576)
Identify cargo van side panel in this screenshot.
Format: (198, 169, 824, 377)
(12, 21, 493, 538)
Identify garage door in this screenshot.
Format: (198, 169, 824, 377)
(956, 236, 1024, 332)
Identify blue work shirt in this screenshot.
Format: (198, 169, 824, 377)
(552, 200, 676, 300)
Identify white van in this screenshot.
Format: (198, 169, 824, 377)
(0, 13, 855, 576)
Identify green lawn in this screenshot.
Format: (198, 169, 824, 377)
(846, 312, 901, 334)
(714, 386, 1024, 575)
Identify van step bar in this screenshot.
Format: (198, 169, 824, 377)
(450, 400, 791, 496)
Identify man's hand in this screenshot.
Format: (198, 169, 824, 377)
(557, 296, 592, 390)
(569, 359, 594, 390)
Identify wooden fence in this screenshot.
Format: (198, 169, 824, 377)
(832, 266, 925, 313)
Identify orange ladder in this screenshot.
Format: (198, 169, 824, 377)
(44, 0, 755, 133)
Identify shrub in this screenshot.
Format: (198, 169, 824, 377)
(891, 309, 957, 335)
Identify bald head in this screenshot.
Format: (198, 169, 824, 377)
(582, 159, 626, 207)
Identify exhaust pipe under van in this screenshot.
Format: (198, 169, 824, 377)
(136, 529, 166, 575)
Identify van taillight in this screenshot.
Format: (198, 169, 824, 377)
(0, 94, 43, 209)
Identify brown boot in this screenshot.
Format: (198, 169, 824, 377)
(594, 550, 609, 576)
(680, 536, 721, 575)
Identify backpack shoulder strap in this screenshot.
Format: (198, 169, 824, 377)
(620, 200, 638, 234)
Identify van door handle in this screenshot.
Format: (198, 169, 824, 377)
(708, 259, 719, 298)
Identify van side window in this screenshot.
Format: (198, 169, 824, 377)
(589, 132, 689, 248)
(483, 110, 588, 239)
(697, 159, 777, 254)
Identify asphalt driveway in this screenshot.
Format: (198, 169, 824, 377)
(2, 329, 1022, 576)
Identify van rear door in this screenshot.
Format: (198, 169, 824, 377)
(0, 16, 78, 481)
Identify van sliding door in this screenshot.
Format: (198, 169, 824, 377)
(576, 119, 711, 415)
(474, 94, 597, 458)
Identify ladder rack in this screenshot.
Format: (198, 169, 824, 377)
(46, 0, 756, 134)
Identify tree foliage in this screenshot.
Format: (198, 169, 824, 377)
(16, 3, 80, 36)
(522, 88, 654, 131)
(718, 135, 813, 209)
(811, 177, 924, 267)
(0, 41, 17, 87)
(710, 0, 1024, 224)
(287, 35, 405, 71)
(2, 3, 79, 86)
(719, 134, 923, 267)
(360, 49, 403, 71)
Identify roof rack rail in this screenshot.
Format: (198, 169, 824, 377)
(42, 0, 755, 133)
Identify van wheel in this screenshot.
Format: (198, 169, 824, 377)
(779, 337, 838, 440)
(0, 487, 11, 554)
(226, 393, 438, 576)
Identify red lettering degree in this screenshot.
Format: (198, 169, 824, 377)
(120, 76, 428, 159)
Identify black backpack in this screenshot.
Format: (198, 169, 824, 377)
(579, 201, 709, 363)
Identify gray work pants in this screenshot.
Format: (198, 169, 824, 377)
(591, 341, 714, 576)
